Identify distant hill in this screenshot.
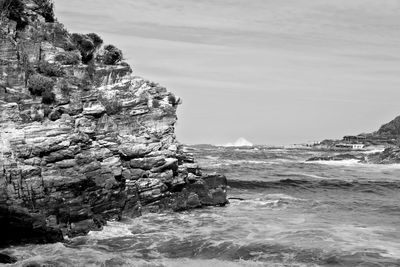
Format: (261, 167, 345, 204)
(377, 115, 400, 136)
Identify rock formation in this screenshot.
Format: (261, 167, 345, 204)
(0, 0, 227, 247)
(310, 113, 400, 163)
(377, 115, 400, 137)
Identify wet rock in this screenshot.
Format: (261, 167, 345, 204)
(187, 192, 201, 208)
(0, 253, 17, 264)
(202, 173, 228, 189)
(170, 174, 228, 210)
(170, 174, 186, 188)
(181, 163, 201, 175)
(210, 188, 228, 206)
(0, 205, 63, 247)
(172, 190, 201, 211)
(67, 218, 103, 238)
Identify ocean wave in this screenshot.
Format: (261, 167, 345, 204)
(230, 193, 307, 209)
(330, 224, 400, 260)
(363, 148, 385, 154)
(306, 159, 400, 170)
(86, 220, 135, 239)
(155, 241, 400, 266)
(7, 240, 400, 267)
(305, 159, 362, 166)
(210, 159, 273, 166)
(228, 178, 400, 192)
(198, 158, 301, 169)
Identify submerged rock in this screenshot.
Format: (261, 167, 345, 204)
(0, 0, 228, 247)
(0, 253, 17, 264)
(0, 205, 63, 247)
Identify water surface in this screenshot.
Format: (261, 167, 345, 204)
(3, 146, 400, 266)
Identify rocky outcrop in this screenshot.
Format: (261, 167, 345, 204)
(307, 153, 364, 162)
(0, 0, 228, 247)
(377, 116, 400, 137)
(313, 113, 400, 163)
(365, 147, 400, 164)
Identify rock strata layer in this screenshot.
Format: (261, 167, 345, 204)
(0, 0, 228, 247)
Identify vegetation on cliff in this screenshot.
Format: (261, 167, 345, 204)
(0, 0, 27, 28)
(101, 44, 123, 65)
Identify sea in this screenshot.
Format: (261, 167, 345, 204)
(3, 145, 400, 267)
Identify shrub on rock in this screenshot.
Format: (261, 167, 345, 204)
(102, 45, 123, 65)
(28, 74, 54, 96)
(62, 39, 77, 52)
(71, 33, 95, 63)
(87, 33, 103, 48)
(60, 79, 72, 96)
(86, 60, 96, 80)
(32, 0, 55, 22)
(71, 33, 103, 64)
(168, 95, 177, 106)
(41, 88, 55, 104)
(79, 79, 93, 91)
(38, 61, 64, 77)
(152, 99, 161, 108)
(0, 0, 28, 29)
(54, 51, 80, 65)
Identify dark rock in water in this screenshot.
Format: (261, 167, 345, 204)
(307, 153, 364, 162)
(22, 262, 42, 267)
(0, 205, 63, 247)
(0, 252, 17, 264)
(67, 218, 104, 238)
(0, 0, 228, 247)
(170, 174, 229, 211)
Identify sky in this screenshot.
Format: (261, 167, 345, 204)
(55, 0, 400, 145)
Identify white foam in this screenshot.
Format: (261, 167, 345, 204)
(307, 159, 400, 170)
(236, 193, 307, 209)
(306, 159, 361, 166)
(87, 221, 134, 239)
(363, 148, 385, 154)
(158, 258, 271, 267)
(331, 224, 400, 259)
(222, 137, 253, 147)
(264, 193, 306, 201)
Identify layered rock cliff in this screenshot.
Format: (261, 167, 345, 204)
(0, 0, 227, 247)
